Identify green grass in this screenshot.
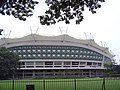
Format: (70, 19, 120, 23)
(0, 78, 120, 90)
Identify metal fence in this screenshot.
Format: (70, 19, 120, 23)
(0, 78, 120, 90)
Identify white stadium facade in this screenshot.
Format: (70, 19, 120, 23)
(0, 34, 114, 79)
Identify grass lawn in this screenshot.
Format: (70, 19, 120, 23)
(0, 78, 120, 90)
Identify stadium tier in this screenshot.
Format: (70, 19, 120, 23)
(0, 34, 114, 79)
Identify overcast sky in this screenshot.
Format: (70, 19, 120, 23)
(0, 0, 120, 64)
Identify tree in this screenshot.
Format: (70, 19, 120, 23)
(0, 0, 105, 25)
(0, 47, 20, 80)
(104, 61, 120, 77)
(0, 0, 39, 21)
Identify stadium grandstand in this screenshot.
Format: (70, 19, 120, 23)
(0, 34, 114, 79)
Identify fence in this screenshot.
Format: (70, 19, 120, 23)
(0, 78, 120, 90)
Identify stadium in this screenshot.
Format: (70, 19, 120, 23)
(0, 34, 114, 79)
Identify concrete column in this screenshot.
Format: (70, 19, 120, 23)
(34, 61, 36, 68)
(62, 61, 64, 67)
(43, 61, 45, 68)
(32, 70, 35, 78)
(25, 62, 27, 68)
(89, 70, 92, 77)
(22, 71, 24, 79)
(81, 70, 83, 77)
(102, 56, 105, 67)
(53, 70, 55, 78)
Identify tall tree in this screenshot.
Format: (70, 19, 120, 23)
(0, 0, 105, 25)
(0, 47, 19, 80)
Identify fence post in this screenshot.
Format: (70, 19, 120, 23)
(43, 80, 45, 90)
(74, 79, 76, 90)
(12, 74, 15, 90)
(102, 77, 105, 90)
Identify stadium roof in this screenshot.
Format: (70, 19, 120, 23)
(0, 34, 114, 57)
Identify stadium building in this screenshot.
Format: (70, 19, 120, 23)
(0, 34, 114, 79)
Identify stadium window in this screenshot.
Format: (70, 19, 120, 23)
(64, 62, 71, 65)
(84, 51, 87, 54)
(36, 61, 43, 65)
(57, 50, 61, 53)
(33, 54, 36, 57)
(9, 50, 12, 52)
(52, 54, 56, 57)
(80, 50, 83, 53)
(47, 54, 51, 57)
(45, 62, 53, 65)
(62, 50, 65, 53)
(52, 50, 56, 53)
(83, 55, 86, 58)
(93, 62, 97, 65)
(87, 51, 90, 54)
(23, 54, 26, 57)
(21, 62, 25, 65)
(71, 50, 75, 53)
(22, 46, 26, 49)
(42, 54, 46, 57)
(66, 54, 70, 57)
(66, 50, 70, 53)
(98, 63, 102, 66)
(26, 66, 34, 68)
(79, 55, 82, 58)
(26, 62, 34, 65)
(56, 46, 59, 49)
(28, 54, 31, 57)
(76, 50, 79, 53)
(62, 54, 65, 57)
(57, 54, 60, 57)
(87, 62, 92, 65)
(93, 56, 96, 59)
(19, 55, 22, 58)
(72, 62, 79, 65)
(71, 54, 74, 57)
(80, 62, 86, 65)
(96, 56, 98, 59)
(32, 49, 36, 52)
(42, 49, 46, 53)
(13, 50, 16, 52)
(87, 55, 90, 58)
(18, 47, 22, 49)
(23, 50, 26, 53)
(75, 55, 78, 58)
(54, 61, 62, 65)
(94, 53, 97, 55)
(47, 49, 51, 53)
(27, 50, 31, 53)
(91, 52, 93, 54)
(37, 49, 41, 52)
(90, 56, 93, 58)
(38, 54, 41, 57)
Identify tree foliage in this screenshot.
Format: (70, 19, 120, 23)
(0, 0, 39, 21)
(0, 47, 19, 80)
(0, 0, 105, 25)
(39, 0, 104, 25)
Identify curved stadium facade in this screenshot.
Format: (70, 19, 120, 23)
(0, 34, 114, 79)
